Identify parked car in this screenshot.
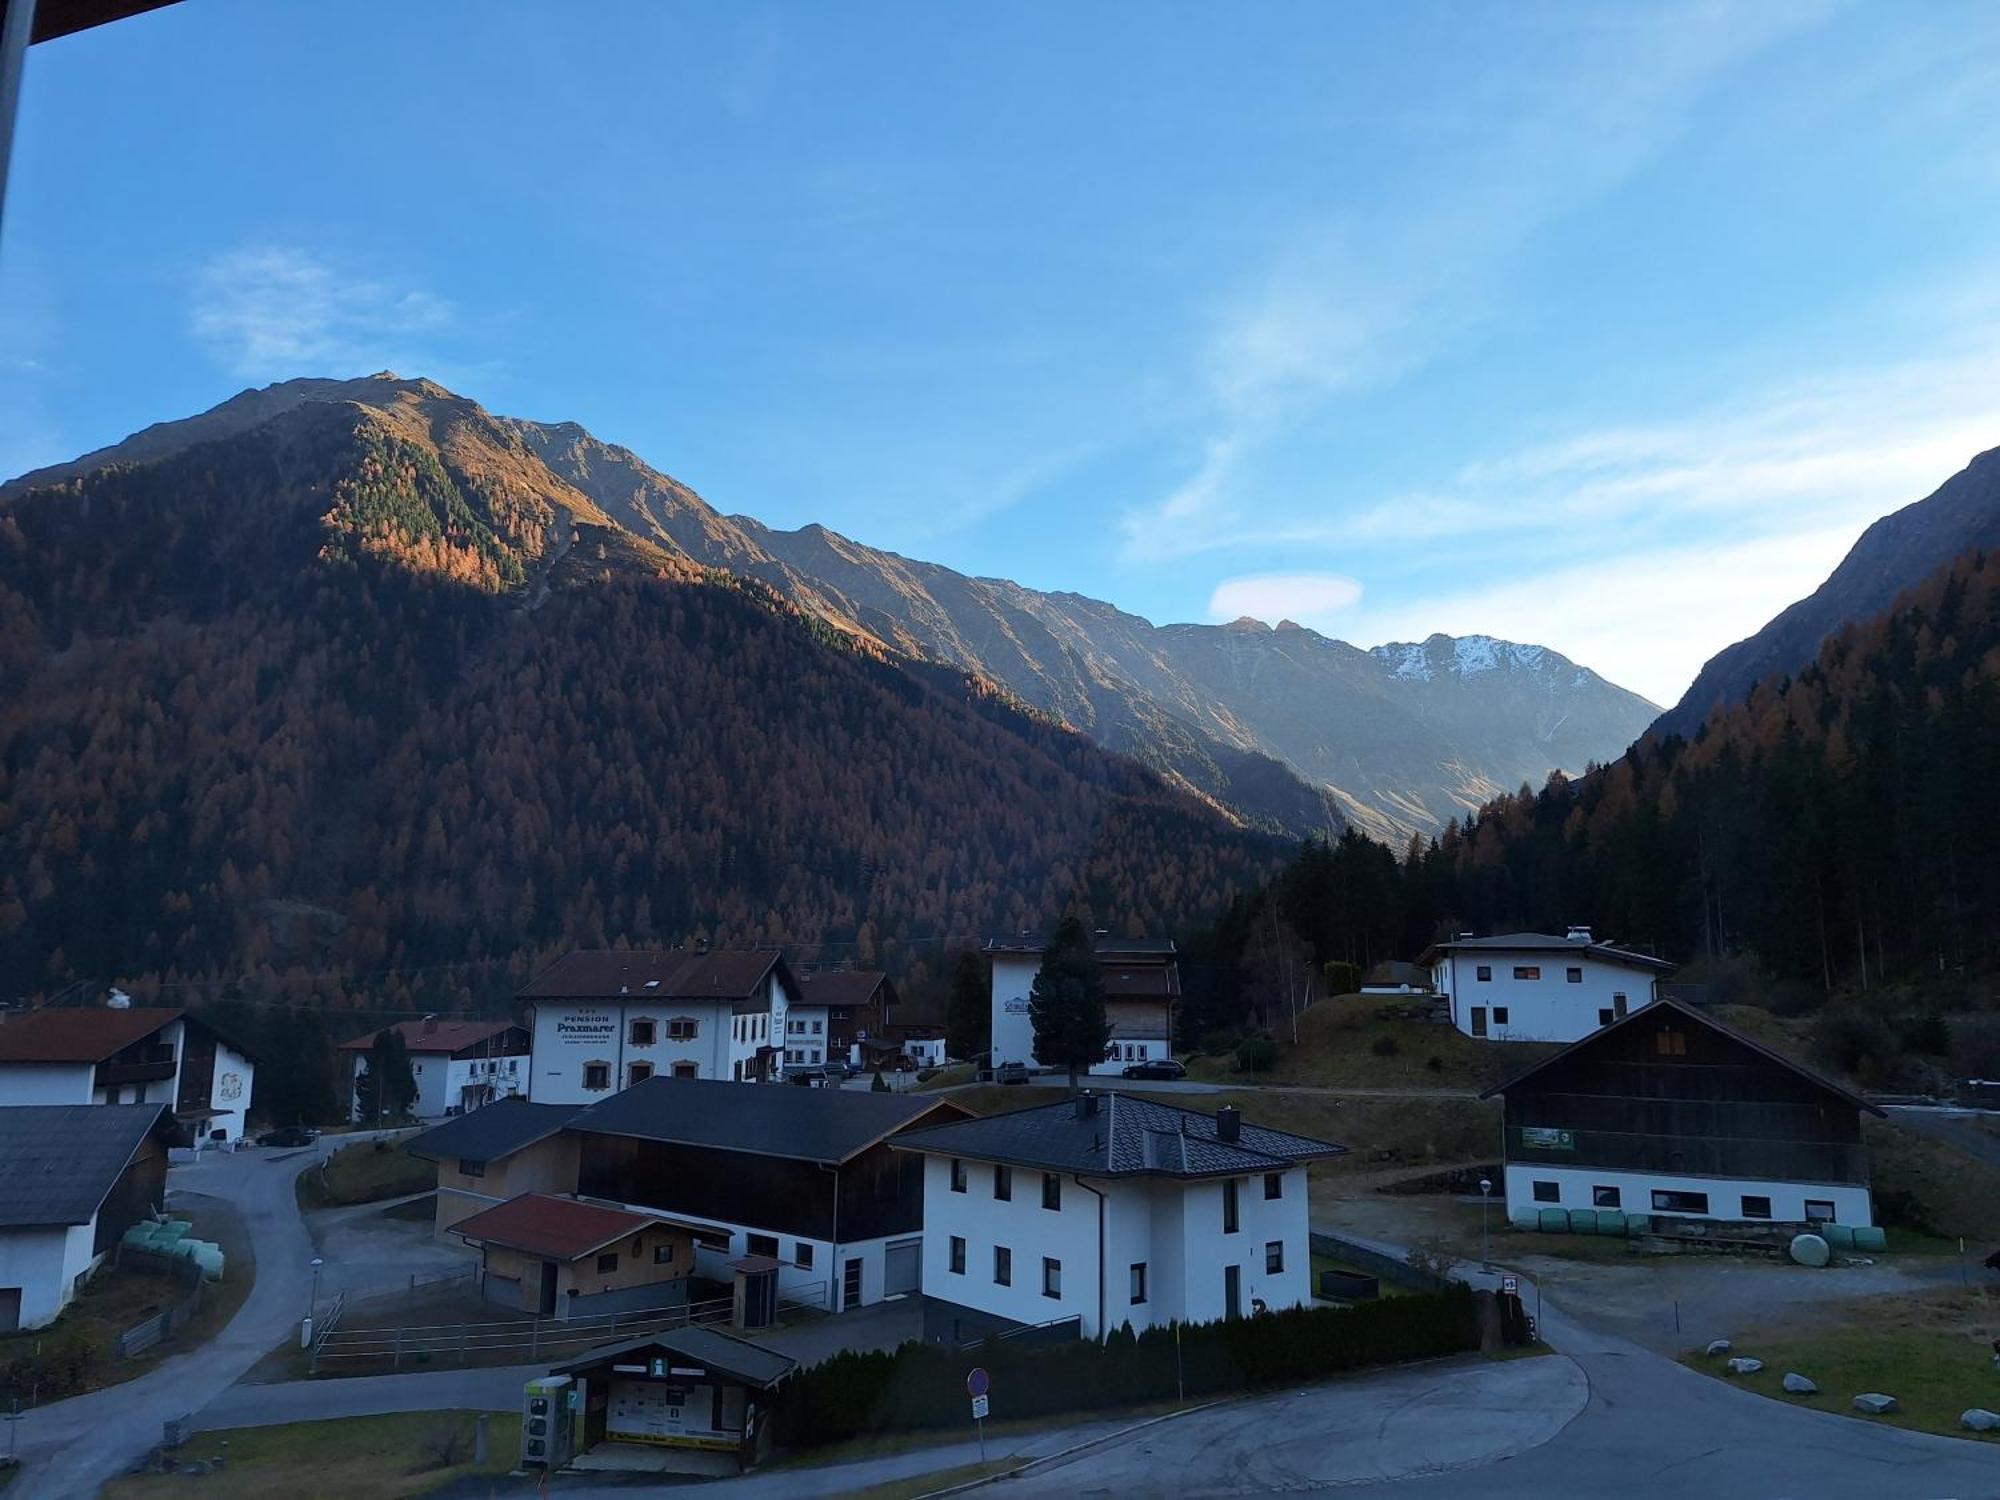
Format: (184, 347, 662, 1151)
(1121, 1058, 1188, 1080)
(821, 1060, 852, 1080)
(256, 1126, 321, 1147)
(996, 1061, 1030, 1085)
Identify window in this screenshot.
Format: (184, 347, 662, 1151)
(672, 1061, 698, 1078)
(596, 1252, 618, 1273)
(629, 1019, 656, 1046)
(1532, 1180, 1560, 1204)
(1042, 1257, 1061, 1298)
(627, 1062, 653, 1086)
(950, 1159, 967, 1193)
(653, 1243, 674, 1266)
(1598, 1009, 1614, 1027)
(795, 1242, 814, 1269)
(1654, 1029, 1687, 1057)
(666, 1018, 699, 1041)
(1223, 1178, 1240, 1234)
(458, 1158, 486, 1179)
(1265, 1241, 1284, 1274)
(1042, 1173, 1062, 1211)
(811, 1020, 822, 1034)
(1740, 1195, 1772, 1220)
(1804, 1200, 1836, 1223)
(1475, 965, 1492, 982)
(1492, 1007, 1510, 1025)
(1263, 1172, 1283, 1200)
(1613, 993, 1629, 1019)
(994, 1164, 1012, 1202)
(993, 1246, 1011, 1286)
(582, 1061, 611, 1091)
(747, 1233, 779, 1258)
(1512, 965, 1540, 981)
(1130, 1262, 1148, 1304)
(1651, 1189, 1709, 1214)
(1592, 1185, 1621, 1209)
(1566, 967, 1582, 984)
(949, 1237, 966, 1275)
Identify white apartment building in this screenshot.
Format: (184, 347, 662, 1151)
(985, 935, 1179, 1076)
(340, 1016, 531, 1122)
(1419, 927, 1674, 1043)
(781, 970, 895, 1072)
(893, 1093, 1344, 1343)
(521, 949, 797, 1104)
(0, 1003, 257, 1143)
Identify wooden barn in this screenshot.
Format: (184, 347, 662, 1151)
(1481, 998, 1881, 1228)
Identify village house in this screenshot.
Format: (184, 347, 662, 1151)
(892, 1093, 1344, 1344)
(339, 1016, 532, 1122)
(521, 949, 799, 1101)
(404, 1097, 589, 1236)
(782, 969, 896, 1072)
(0, 1103, 173, 1330)
(1482, 998, 1881, 1228)
(449, 1191, 726, 1321)
(547, 1328, 796, 1472)
(986, 934, 1179, 1076)
(1418, 927, 1674, 1042)
(0, 1002, 257, 1144)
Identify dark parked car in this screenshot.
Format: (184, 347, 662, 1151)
(996, 1061, 1030, 1085)
(1121, 1058, 1188, 1080)
(256, 1126, 321, 1147)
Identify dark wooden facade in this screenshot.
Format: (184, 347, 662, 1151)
(94, 1130, 169, 1254)
(1494, 1004, 1872, 1186)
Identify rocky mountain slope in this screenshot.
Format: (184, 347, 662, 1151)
(7, 374, 1659, 839)
(1657, 444, 2000, 738)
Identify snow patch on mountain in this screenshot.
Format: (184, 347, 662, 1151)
(1371, 633, 1560, 681)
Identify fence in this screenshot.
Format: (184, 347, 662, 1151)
(777, 1280, 830, 1315)
(309, 1291, 735, 1374)
(111, 1248, 207, 1358)
(958, 1314, 1081, 1352)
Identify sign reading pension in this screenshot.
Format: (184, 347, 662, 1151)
(551, 1008, 619, 1046)
(1520, 1127, 1575, 1151)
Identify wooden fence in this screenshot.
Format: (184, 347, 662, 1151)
(308, 1292, 735, 1374)
(111, 1248, 207, 1358)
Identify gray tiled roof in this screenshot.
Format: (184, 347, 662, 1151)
(568, 1077, 971, 1165)
(0, 1104, 165, 1227)
(552, 1325, 796, 1388)
(982, 935, 1178, 958)
(890, 1093, 1345, 1179)
(518, 950, 798, 1001)
(1418, 932, 1675, 971)
(404, 1098, 586, 1164)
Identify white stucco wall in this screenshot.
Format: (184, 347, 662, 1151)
(530, 983, 786, 1104)
(591, 1199, 904, 1313)
(1504, 1163, 1873, 1227)
(206, 1041, 255, 1142)
(0, 1061, 95, 1105)
(1171, 1169, 1310, 1324)
(1435, 949, 1660, 1043)
(989, 957, 1169, 1076)
(0, 1221, 99, 1330)
(782, 1006, 829, 1068)
(918, 1151, 1105, 1333)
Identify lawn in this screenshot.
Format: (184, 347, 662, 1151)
(1865, 1118, 2000, 1243)
(297, 1138, 435, 1209)
(1680, 1288, 2000, 1442)
(1183, 995, 1556, 1092)
(101, 1412, 523, 1500)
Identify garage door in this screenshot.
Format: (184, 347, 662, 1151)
(883, 1238, 921, 1296)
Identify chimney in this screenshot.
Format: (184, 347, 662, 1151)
(421, 1013, 437, 1035)
(1215, 1106, 1241, 1144)
(1075, 1090, 1098, 1120)
(1566, 925, 1593, 944)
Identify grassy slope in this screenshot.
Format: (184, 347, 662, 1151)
(1184, 995, 1555, 1091)
(297, 1139, 435, 1209)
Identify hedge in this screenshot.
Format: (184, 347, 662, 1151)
(771, 1286, 1478, 1448)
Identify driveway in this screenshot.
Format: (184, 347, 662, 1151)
(307, 1191, 478, 1302)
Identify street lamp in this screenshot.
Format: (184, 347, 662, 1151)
(1478, 1177, 1493, 1270)
(310, 1257, 324, 1319)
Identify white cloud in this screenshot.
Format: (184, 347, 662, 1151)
(191, 246, 453, 380)
(1207, 571, 1364, 626)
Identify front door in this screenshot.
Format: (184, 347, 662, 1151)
(1224, 1264, 1242, 1320)
(1470, 1007, 1488, 1037)
(538, 1260, 559, 1317)
(842, 1257, 864, 1311)
(0, 1287, 19, 1333)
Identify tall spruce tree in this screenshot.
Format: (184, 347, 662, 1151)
(944, 950, 990, 1063)
(354, 1027, 418, 1123)
(1029, 916, 1109, 1093)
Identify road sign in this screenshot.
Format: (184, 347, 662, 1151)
(966, 1366, 990, 1398)
(971, 1394, 990, 1420)
(1500, 1275, 1519, 1296)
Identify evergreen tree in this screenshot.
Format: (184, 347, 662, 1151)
(354, 1027, 418, 1123)
(944, 950, 989, 1062)
(1029, 916, 1109, 1093)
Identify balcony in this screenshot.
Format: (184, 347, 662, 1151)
(96, 1047, 177, 1088)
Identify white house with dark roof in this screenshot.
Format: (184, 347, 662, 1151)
(339, 1017, 531, 1122)
(1417, 927, 1674, 1043)
(892, 1092, 1344, 1343)
(0, 1004, 257, 1144)
(521, 949, 799, 1101)
(783, 970, 896, 1072)
(985, 935, 1180, 1076)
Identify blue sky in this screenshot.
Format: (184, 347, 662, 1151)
(5, 1, 2000, 704)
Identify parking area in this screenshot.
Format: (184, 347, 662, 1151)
(306, 1193, 479, 1301)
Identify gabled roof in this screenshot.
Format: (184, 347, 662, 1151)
(1417, 932, 1675, 972)
(982, 935, 1178, 959)
(551, 1327, 796, 1389)
(0, 1006, 181, 1064)
(0, 1104, 167, 1227)
(337, 1018, 526, 1055)
(1479, 997, 1884, 1116)
(405, 1099, 585, 1164)
(519, 950, 798, 1003)
(792, 970, 893, 1009)
(890, 1093, 1345, 1180)
(568, 1076, 972, 1165)
(451, 1193, 725, 1261)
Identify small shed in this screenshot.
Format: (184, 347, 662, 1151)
(551, 1327, 797, 1472)
(451, 1193, 726, 1321)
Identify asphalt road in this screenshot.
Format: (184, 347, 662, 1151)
(1013, 1074, 1482, 1100)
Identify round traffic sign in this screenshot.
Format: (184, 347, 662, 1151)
(966, 1366, 990, 1398)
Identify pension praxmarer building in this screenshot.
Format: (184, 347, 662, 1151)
(0, 1001, 257, 1144)
(1418, 927, 1674, 1043)
(339, 1016, 532, 1123)
(892, 1092, 1345, 1343)
(1482, 998, 1881, 1228)
(520, 949, 800, 1101)
(985, 934, 1179, 1076)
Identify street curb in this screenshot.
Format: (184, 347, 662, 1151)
(911, 1398, 1231, 1498)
